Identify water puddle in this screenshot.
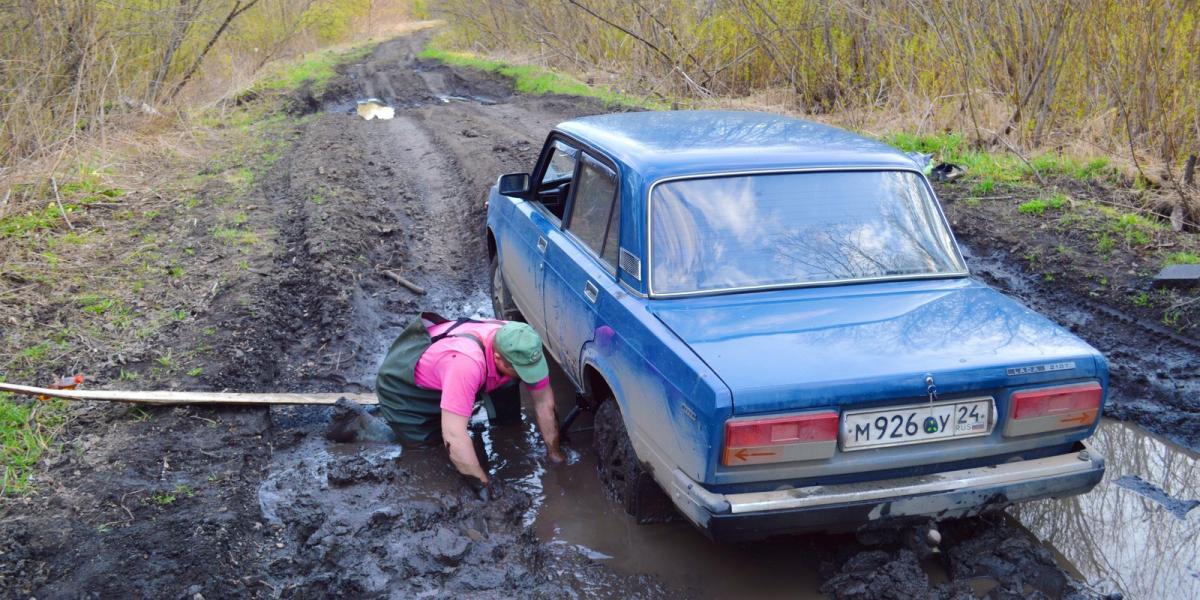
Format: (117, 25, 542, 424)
(1010, 419, 1200, 599)
(478, 362, 1200, 598)
(475, 365, 828, 599)
(433, 93, 498, 105)
(356, 98, 395, 120)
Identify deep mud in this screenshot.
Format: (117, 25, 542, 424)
(2, 29, 1196, 600)
(943, 193, 1200, 453)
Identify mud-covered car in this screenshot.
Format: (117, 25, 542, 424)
(484, 111, 1106, 542)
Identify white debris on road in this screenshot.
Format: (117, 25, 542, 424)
(356, 99, 394, 120)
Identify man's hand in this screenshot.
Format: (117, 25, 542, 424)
(442, 410, 488, 483)
(460, 473, 504, 501)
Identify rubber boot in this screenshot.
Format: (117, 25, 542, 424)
(327, 397, 398, 443)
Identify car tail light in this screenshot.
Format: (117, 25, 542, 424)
(1003, 382, 1102, 437)
(722, 411, 838, 466)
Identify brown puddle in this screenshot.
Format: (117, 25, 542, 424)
(1010, 419, 1200, 599)
(479, 361, 1200, 598)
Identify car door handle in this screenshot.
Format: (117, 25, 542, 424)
(583, 281, 599, 303)
(537, 237, 548, 253)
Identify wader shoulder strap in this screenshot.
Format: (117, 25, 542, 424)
(429, 317, 481, 344)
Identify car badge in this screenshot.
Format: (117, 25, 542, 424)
(924, 375, 939, 428)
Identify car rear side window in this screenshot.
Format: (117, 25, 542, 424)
(601, 188, 621, 267)
(566, 155, 618, 268)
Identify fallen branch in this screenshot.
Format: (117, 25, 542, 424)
(381, 269, 426, 295)
(962, 195, 1014, 201)
(50, 177, 75, 231)
(0, 382, 377, 406)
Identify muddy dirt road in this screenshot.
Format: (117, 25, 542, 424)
(2, 30, 1198, 599)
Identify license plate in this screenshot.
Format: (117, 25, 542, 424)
(840, 398, 994, 451)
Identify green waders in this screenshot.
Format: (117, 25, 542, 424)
(375, 313, 520, 445)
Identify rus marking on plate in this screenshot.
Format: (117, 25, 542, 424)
(1006, 361, 1075, 377)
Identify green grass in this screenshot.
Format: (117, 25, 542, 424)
(418, 47, 666, 109)
(1018, 193, 1069, 216)
(255, 42, 378, 95)
(1100, 209, 1162, 247)
(0, 205, 71, 238)
(884, 132, 1122, 186)
(21, 341, 52, 361)
(150, 485, 193, 506)
(885, 132, 1025, 183)
(212, 227, 260, 246)
(1165, 251, 1199, 265)
(1, 390, 67, 495)
(970, 178, 996, 195)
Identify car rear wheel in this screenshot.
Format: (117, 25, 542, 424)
(593, 396, 676, 524)
(490, 254, 523, 321)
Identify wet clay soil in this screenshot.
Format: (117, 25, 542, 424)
(2, 30, 1198, 599)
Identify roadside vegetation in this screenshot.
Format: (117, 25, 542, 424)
(421, 1, 1198, 332)
(0, 2, 424, 496)
(417, 48, 666, 109)
(430, 0, 1198, 219)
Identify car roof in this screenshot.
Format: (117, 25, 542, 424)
(555, 110, 920, 181)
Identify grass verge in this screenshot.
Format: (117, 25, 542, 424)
(254, 41, 379, 95)
(418, 46, 667, 109)
(0, 388, 67, 495)
(884, 131, 1121, 185)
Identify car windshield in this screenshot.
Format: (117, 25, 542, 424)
(650, 170, 966, 295)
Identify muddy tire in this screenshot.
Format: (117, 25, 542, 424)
(593, 397, 677, 524)
(490, 254, 523, 321)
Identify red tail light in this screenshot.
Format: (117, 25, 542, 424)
(722, 411, 838, 466)
(1004, 382, 1102, 437)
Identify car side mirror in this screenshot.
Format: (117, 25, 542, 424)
(498, 173, 531, 199)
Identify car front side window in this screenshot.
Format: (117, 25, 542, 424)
(534, 140, 578, 220)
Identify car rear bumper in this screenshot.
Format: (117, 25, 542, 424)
(668, 442, 1104, 542)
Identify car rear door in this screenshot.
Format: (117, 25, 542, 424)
(500, 138, 578, 336)
(542, 151, 622, 382)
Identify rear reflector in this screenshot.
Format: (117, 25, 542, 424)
(1004, 382, 1102, 437)
(723, 411, 838, 466)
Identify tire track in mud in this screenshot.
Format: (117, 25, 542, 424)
(260, 32, 1107, 600)
(246, 33, 680, 599)
(960, 242, 1200, 451)
(1, 29, 1126, 600)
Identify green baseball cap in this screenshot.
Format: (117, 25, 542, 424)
(495, 322, 549, 383)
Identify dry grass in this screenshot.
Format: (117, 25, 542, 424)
(433, 0, 1199, 216)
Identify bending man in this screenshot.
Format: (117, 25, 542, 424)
(333, 313, 565, 487)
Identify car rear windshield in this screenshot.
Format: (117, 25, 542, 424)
(649, 170, 966, 295)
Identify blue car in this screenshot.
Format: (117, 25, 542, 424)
(484, 111, 1106, 541)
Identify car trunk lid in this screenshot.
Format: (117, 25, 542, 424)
(649, 279, 1100, 416)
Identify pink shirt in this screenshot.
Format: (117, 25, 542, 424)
(413, 320, 549, 417)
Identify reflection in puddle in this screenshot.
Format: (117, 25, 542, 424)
(494, 383, 1198, 599)
(356, 98, 395, 120)
(1011, 419, 1200, 599)
(480, 364, 827, 600)
(422, 346, 1200, 599)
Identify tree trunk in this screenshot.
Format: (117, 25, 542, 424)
(148, 0, 202, 104)
(168, 0, 262, 101)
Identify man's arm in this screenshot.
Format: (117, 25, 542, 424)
(528, 383, 566, 463)
(442, 410, 488, 484)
